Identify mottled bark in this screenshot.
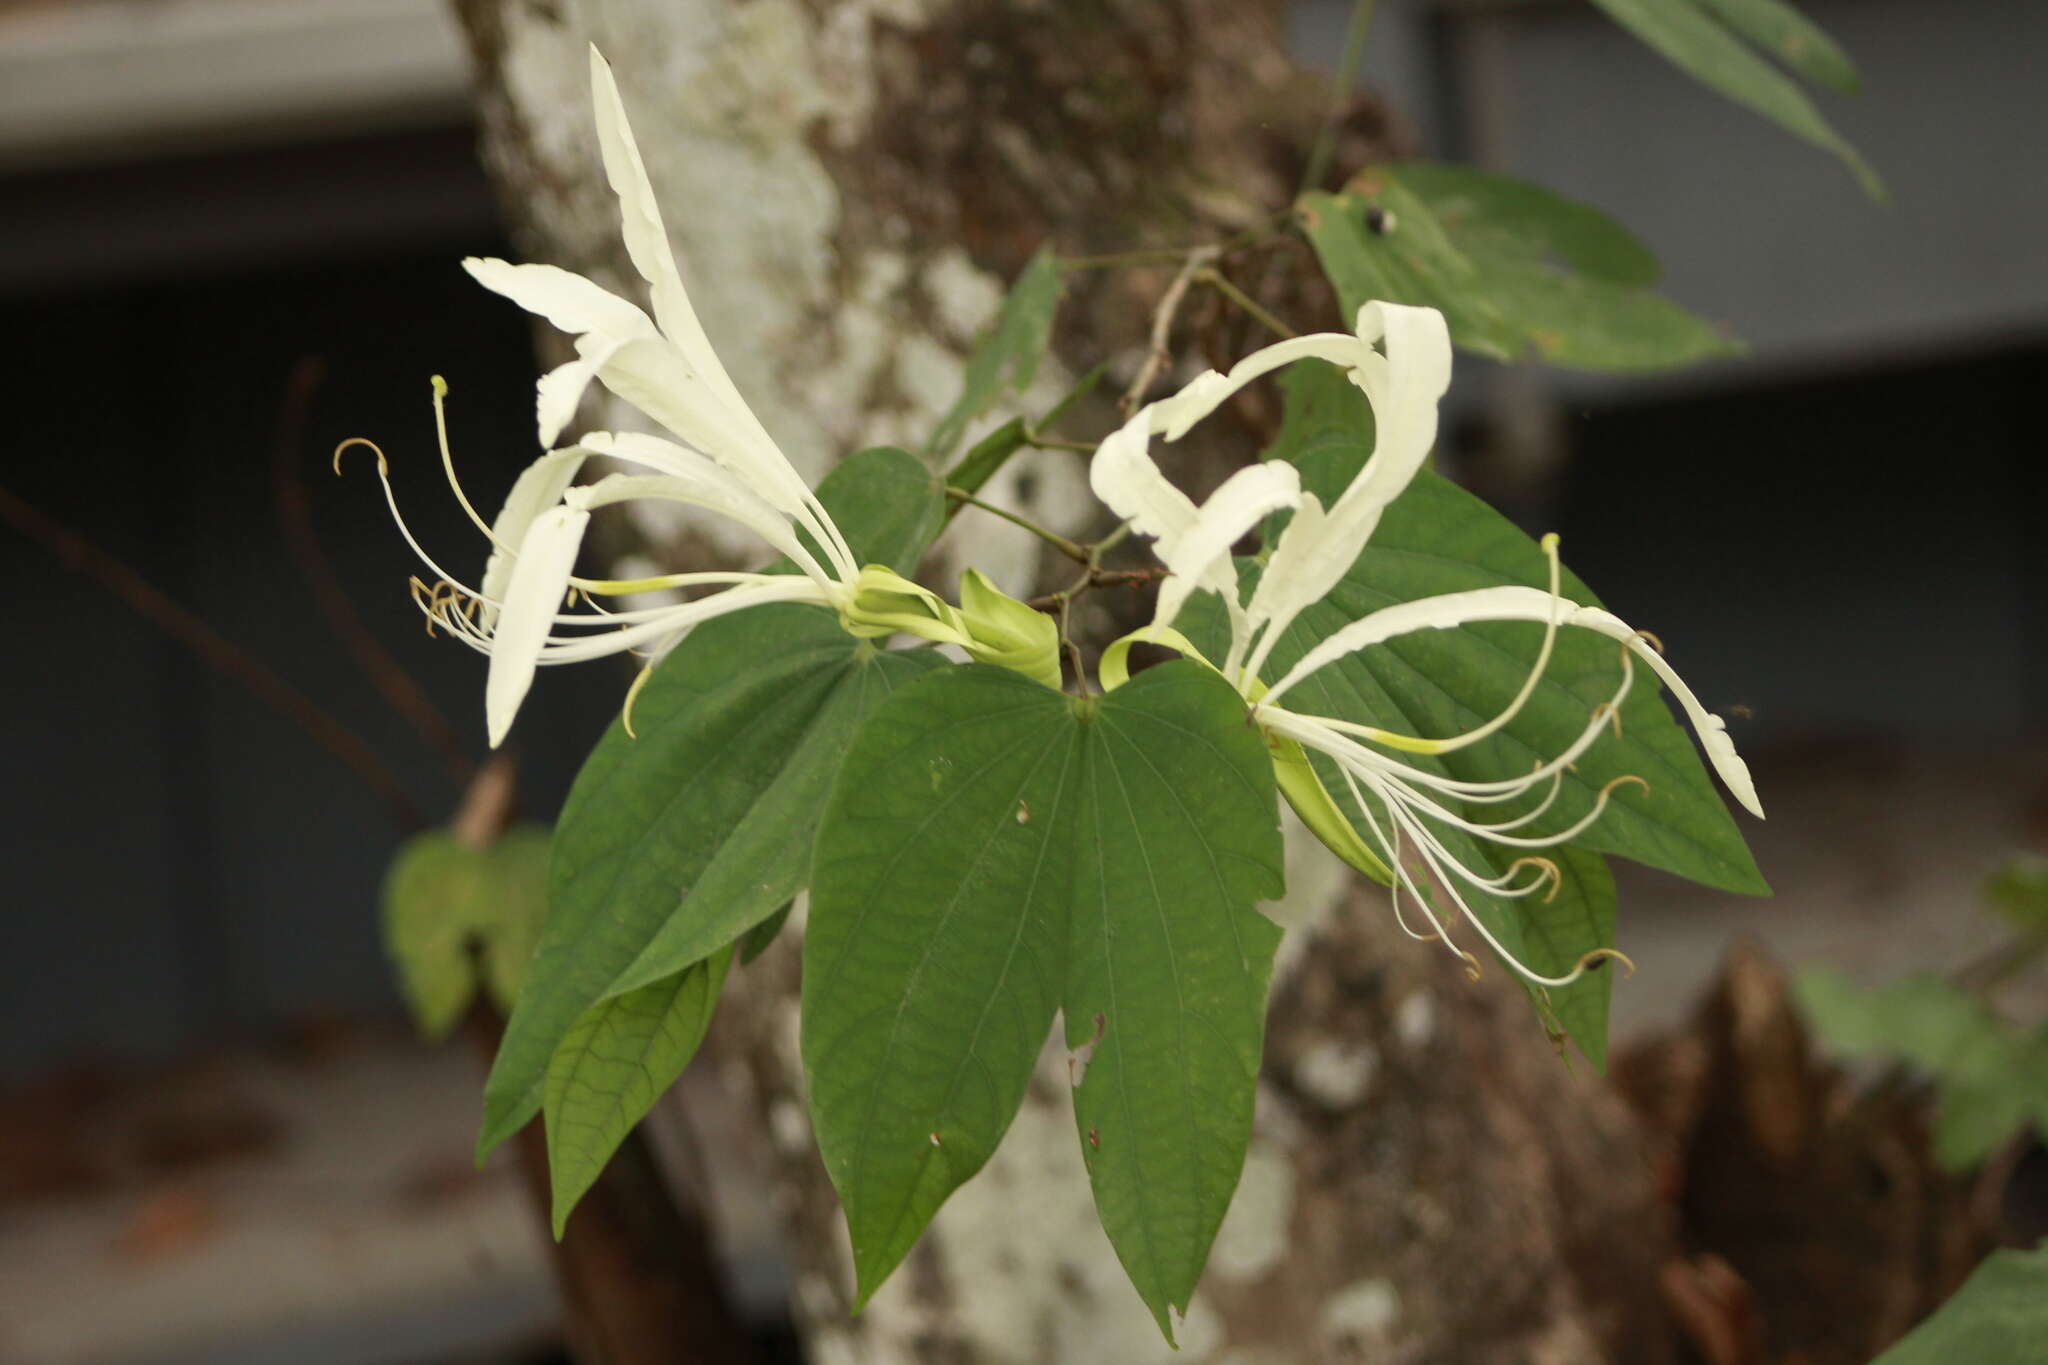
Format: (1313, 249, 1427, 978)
(445, 2, 1679, 1360)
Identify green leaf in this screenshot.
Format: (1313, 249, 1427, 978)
(1240, 362, 1763, 896)
(383, 824, 556, 1035)
(1065, 663, 1286, 1340)
(925, 246, 1064, 461)
(802, 662, 1283, 1337)
(543, 946, 733, 1237)
(1795, 970, 2004, 1071)
(1390, 163, 1661, 287)
(804, 665, 1083, 1309)
(1796, 969, 2048, 1171)
(1696, 0, 1860, 93)
(805, 445, 945, 577)
(383, 832, 487, 1039)
(1586, 0, 1878, 194)
(478, 825, 552, 1015)
(738, 901, 793, 964)
(479, 608, 941, 1158)
(1300, 170, 1741, 372)
(476, 445, 947, 1158)
(1870, 1243, 2048, 1365)
(1986, 854, 2048, 933)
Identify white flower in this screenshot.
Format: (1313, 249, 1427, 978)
(1091, 300, 1762, 988)
(354, 48, 1052, 746)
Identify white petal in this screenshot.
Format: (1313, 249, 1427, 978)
(478, 446, 588, 630)
(1330, 301, 1451, 516)
(461, 257, 654, 343)
(485, 503, 589, 748)
(566, 462, 816, 576)
(1151, 333, 1372, 441)
(1264, 584, 1763, 819)
(536, 354, 601, 449)
(1152, 461, 1300, 630)
(586, 48, 764, 427)
(1242, 303, 1453, 666)
(1089, 408, 1199, 551)
(592, 336, 816, 519)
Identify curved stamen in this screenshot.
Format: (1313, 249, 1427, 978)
(1387, 772, 1649, 850)
(429, 377, 510, 551)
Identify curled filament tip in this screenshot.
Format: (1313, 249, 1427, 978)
(332, 436, 389, 477)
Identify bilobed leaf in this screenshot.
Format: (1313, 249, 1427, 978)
(802, 662, 1283, 1337)
(1301, 171, 1739, 372)
(1586, 0, 1877, 194)
(478, 824, 552, 1014)
(480, 609, 941, 1157)
(925, 246, 1064, 460)
(477, 449, 948, 1159)
(543, 946, 733, 1236)
(1066, 663, 1285, 1339)
(804, 665, 1081, 1308)
(1869, 1244, 2048, 1365)
(383, 832, 488, 1039)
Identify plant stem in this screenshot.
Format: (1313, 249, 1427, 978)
(1121, 245, 1221, 416)
(1198, 267, 1298, 339)
(1298, 0, 1378, 198)
(945, 486, 1090, 562)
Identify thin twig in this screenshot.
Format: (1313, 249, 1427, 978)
(0, 481, 426, 832)
(1198, 267, 1299, 339)
(1120, 245, 1222, 417)
(272, 356, 475, 786)
(1026, 566, 1165, 611)
(945, 485, 1090, 562)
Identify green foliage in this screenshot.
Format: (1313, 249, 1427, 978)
(1191, 359, 1762, 1066)
(924, 246, 1064, 461)
(1868, 1243, 2048, 1365)
(802, 662, 1282, 1334)
(1797, 968, 2048, 1170)
(544, 947, 733, 1236)
(480, 448, 947, 1169)
(1587, 0, 1879, 194)
(1986, 854, 2048, 933)
(1299, 167, 1741, 371)
(382, 823, 553, 1039)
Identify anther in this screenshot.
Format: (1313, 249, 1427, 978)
(332, 436, 389, 477)
(1571, 947, 1636, 979)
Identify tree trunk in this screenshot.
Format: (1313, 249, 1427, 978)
(446, 3, 1680, 1360)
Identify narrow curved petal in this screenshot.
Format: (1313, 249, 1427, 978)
(462, 257, 653, 343)
(1330, 301, 1452, 517)
(1151, 460, 1300, 631)
(486, 503, 589, 747)
(535, 354, 602, 449)
(478, 445, 588, 630)
(1151, 332, 1372, 441)
(586, 48, 765, 437)
(1241, 302, 1452, 668)
(566, 464, 818, 578)
(593, 337, 817, 520)
(1090, 408, 1199, 551)
(1264, 585, 1763, 819)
